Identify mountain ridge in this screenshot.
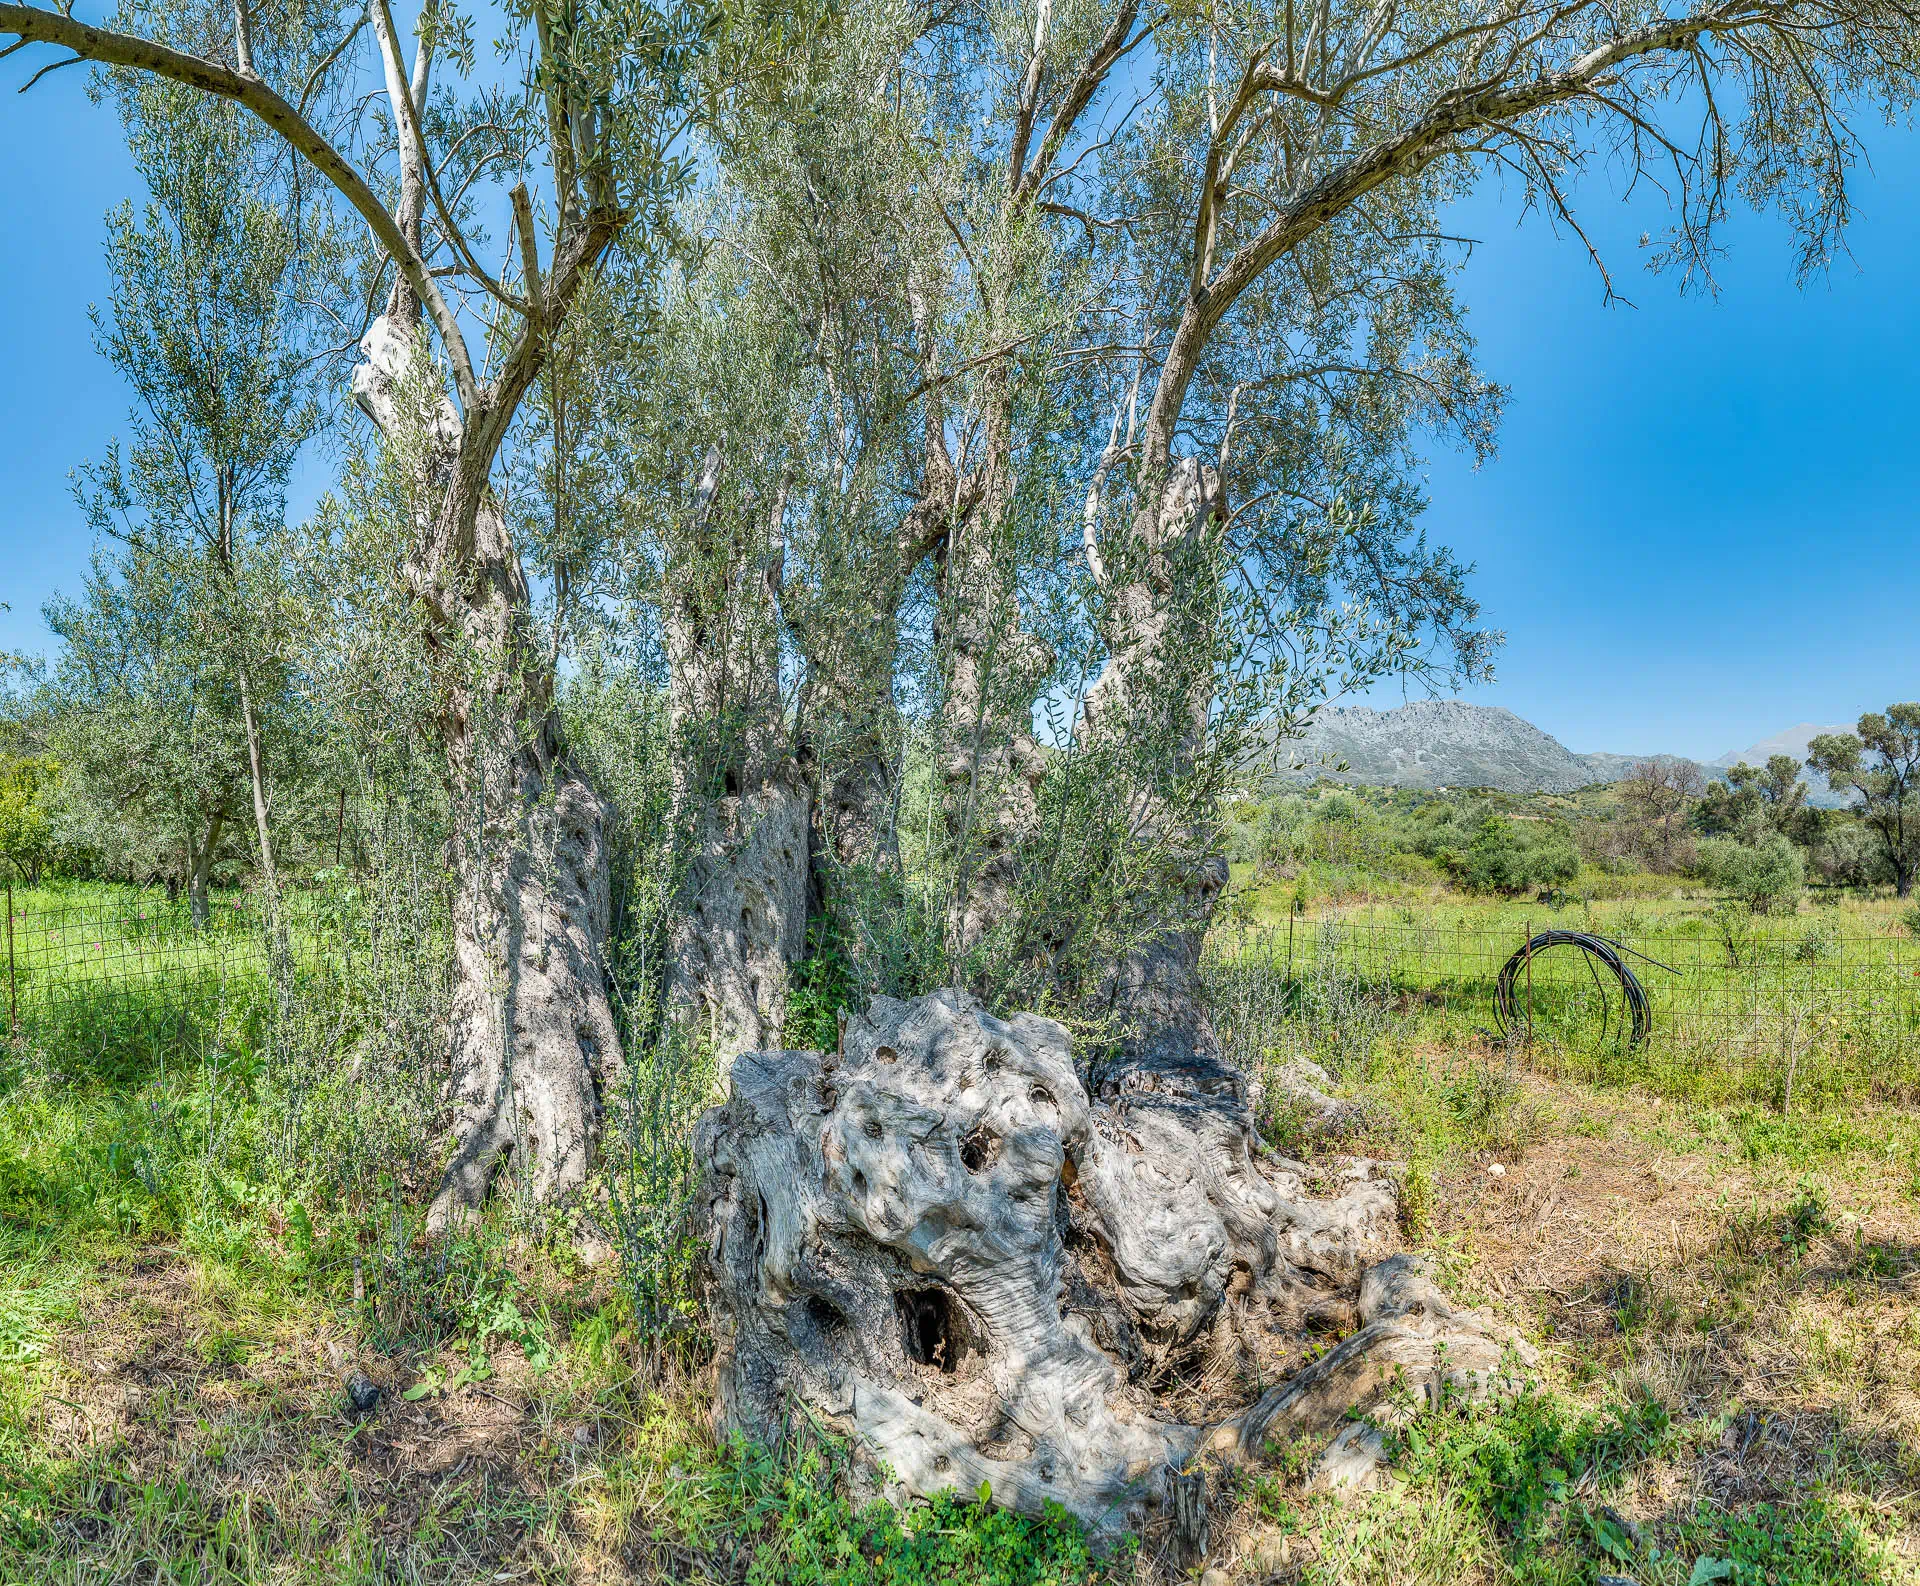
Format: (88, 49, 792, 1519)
(1268, 701, 1852, 805)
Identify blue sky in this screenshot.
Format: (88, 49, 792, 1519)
(1, 65, 1914, 763)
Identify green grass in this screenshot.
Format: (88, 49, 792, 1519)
(5, 876, 1918, 1584)
(1209, 881, 1920, 1113)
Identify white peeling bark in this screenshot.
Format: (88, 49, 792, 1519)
(695, 991, 1529, 1543)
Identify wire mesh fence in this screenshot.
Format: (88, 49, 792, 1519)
(1207, 909, 1920, 1109)
(2, 882, 340, 1080)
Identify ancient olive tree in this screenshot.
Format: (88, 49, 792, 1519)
(689, 0, 1920, 1542)
(3, 0, 729, 1224)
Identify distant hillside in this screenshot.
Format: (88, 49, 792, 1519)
(1267, 702, 1860, 805)
(1266, 701, 1678, 794)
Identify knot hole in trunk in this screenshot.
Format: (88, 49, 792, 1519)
(894, 1287, 977, 1374)
(959, 1123, 1001, 1174)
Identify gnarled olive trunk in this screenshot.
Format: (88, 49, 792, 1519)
(436, 731, 623, 1223)
(352, 315, 625, 1232)
(695, 991, 1530, 1546)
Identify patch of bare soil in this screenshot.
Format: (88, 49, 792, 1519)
(1432, 1077, 1920, 1543)
(31, 1250, 611, 1579)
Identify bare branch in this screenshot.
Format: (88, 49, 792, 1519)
(0, 3, 478, 410)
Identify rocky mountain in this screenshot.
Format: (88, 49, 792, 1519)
(1267, 701, 1670, 794)
(1266, 701, 1856, 805)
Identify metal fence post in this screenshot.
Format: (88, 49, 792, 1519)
(1523, 916, 1533, 1045)
(5, 876, 15, 1039)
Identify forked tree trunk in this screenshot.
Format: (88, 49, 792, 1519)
(697, 458, 1504, 1539)
(351, 315, 625, 1232)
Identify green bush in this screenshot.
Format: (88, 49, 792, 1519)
(1437, 815, 1579, 896)
(1697, 834, 1804, 914)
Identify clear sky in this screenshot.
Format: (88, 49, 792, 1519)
(1, 66, 1913, 763)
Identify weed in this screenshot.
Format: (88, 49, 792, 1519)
(655, 1432, 1116, 1585)
(1399, 1161, 1433, 1240)
(1781, 1180, 1832, 1251)
(1674, 1499, 1897, 1584)
(1386, 1389, 1673, 1551)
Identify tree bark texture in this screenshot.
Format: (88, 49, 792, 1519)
(663, 445, 811, 1062)
(936, 511, 1051, 956)
(351, 315, 625, 1231)
(694, 990, 1529, 1542)
(1079, 458, 1234, 1051)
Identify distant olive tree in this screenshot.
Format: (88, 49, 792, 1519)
(74, 71, 329, 928)
(1808, 706, 1920, 897)
(45, 547, 251, 920)
(1696, 831, 1805, 913)
(1700, 754, 1810, 842)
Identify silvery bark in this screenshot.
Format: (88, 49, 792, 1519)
(664, 446, 809, 1063)
(695, 991, 1530, 1542)
(1081, 458, 1233, 1049)
(936, 503, 1050, 956)
(352, 316, 625, 1231)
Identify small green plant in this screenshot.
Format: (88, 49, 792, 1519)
(1677, 1499, 1896, 1584)
(1386, 1389, 1673, 1548)
(787, 918, 859, 1053)
(1791, 921, 1839, 963)
(1398, 1161, 1433, 1240)
(1781, 1179, 1832, 1251)
(658, 1432, 1113, 1585)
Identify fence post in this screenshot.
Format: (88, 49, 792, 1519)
(1524, 916, 1533, 1045)
(5, 876, 14, 1039)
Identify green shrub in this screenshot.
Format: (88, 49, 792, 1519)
(1438, 816, 1579, 896)
(1696, 834, 1804, 914)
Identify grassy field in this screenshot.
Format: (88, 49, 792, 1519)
(1217, 867, 1920, 1114)
(1, 878, 1917, 1583)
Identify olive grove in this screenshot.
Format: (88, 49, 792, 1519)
(7, 0, 1920, 1539)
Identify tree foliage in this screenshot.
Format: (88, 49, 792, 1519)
(1808, 707, 1920, 899)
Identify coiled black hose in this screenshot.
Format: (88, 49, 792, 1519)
(1493, 930, 1665, 1049)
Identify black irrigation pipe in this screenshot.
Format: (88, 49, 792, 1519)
(1493, 930, 1673, 1050)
